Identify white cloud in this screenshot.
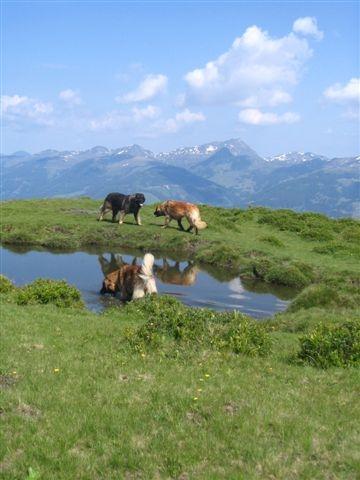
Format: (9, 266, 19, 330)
(89, 105, 162, 131)
(1, 94, 29, 112)
(184, 24, 314, 107)
(238, 89, 292, 108)
(132, 105, 161, 121)
(1, 94, 54, 126)
(323, 78, 360, 103)
(59, 89, 82, 106)
(238, 108, 300, 125)
(323, 78, 360, 121)
(89, 112, 131, 131)
(293, 17, 324, 40)
(117, 74, 168, 103)
(163, 109, 205, 133)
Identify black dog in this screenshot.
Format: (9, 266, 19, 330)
(98, 192, 145, 225)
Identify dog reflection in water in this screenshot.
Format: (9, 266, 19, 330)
(98, 253, 137, 277)
(154, 259, 199, 286)
(100, 253, 157, 301)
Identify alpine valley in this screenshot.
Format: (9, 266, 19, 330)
(2, 138, 359, 217)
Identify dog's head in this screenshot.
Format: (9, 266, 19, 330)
(154, 203, 166, 217)
(133, 193, 145, 208)
(100, 272, 118, 295)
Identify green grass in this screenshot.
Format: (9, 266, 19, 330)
(1, 296, 359, 480)
(1, 198, 360, 286)
(1, 198, 360, 478)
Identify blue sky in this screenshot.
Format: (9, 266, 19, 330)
(2, 1, 359, 156)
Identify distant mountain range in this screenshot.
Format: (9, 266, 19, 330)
(2, 138, 359, 217)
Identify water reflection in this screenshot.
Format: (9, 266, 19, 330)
(154, 259, 198, 286)
(1, 246, 298, 318)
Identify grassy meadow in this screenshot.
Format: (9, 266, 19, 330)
(1, 198, 359, 479)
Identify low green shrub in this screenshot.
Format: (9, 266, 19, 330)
(298, 321, 360, 368)
(291, 261, 317, 283)
(313, 243, 345, 255)
(0, 275, 15, 293)
(289, 283, 358, 312)
(195, 244, 240, 268)
(123, 296, 271, 356)
(300, 227, 333, 242)
(265, 265, 309, 288)
(257, 210, 302, 233)
(42, 237, 78, 249)
(16, 279, 84, 308)
(216, 318, 272, 356)
(259, 235, 285, 247)
(252, 258, 276, 280)
(340, 226, 360, 243)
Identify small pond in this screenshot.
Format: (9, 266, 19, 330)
(0, 245, 297, 319)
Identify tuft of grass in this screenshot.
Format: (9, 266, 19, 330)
(265, 264, 310, 288)
(297, 321, 360, 368)
(123, 296, 271, 357)
(288, 283, 358, 312)
(259, 235, 285, 247)
(15, 279, 84, 308)
(252, 258, 312, 288)
(0, 274, 15, 293)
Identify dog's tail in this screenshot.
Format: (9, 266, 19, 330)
(141, 253, 155, 277)
(194, 218, 208, 230)
(139, 253, 158, 294)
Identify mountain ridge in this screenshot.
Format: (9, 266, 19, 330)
(2, 138, 359, 218)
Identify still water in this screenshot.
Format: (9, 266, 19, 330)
(1, 245, 297, 318)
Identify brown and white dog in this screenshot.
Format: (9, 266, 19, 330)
(154, 200, 207, 235)
(100, 253, 157, 301)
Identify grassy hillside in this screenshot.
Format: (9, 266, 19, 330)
(1, 197, 359, 283)
(1, 198, 359, 479)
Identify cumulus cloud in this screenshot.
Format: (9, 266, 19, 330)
(163, 109, 206, 133)
(184, 23, 315, 107)
(89, 105, 162, 131)
(132, 105, 161, 121)
(323, 78, 360, 103)
(89, 111, 131, 131)
(238, 108, 300, 125)
(59, 89, 82, 106)
(293, 17, 324, 40)
(117, 74, 168, 103)
(1, 94, 54, 126)
(238, 89, 293, 108)
(323, 78, 360, 120)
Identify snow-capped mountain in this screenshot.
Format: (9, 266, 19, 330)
(1, 139, 359, 217)
(157, 138, 262, 168)
(266, 151, 329, 164)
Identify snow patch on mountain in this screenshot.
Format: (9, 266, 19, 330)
(266, 151, 329, 163)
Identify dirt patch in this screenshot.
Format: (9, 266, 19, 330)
(46, 225, 69, 234)
(0, 375, 16, 389)
(224, 401, 238, 416)
(0, 449, 23, 473)
(186, 411, 203, 425)
(17, 402, 41, 418)
(69, 209, 98, 216)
